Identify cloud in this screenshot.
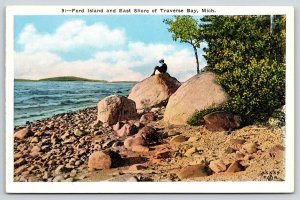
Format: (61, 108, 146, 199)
(18, 20, 126, 53)
(15, 20, 206, 82)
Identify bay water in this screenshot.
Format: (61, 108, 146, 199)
(14, 81, 134, 127)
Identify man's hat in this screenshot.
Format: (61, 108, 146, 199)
(159, 59, 164, 63)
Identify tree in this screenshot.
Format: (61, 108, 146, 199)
(200, 15, 286, 123)
(164, 16, 203, 74)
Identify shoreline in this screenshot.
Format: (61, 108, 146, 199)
(14, 106, 97, 130)
(13, 104, 285, 182)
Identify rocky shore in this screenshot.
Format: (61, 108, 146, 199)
(13, 73, 285, 182)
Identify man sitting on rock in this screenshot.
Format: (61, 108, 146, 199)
(151, 59, 167, 76)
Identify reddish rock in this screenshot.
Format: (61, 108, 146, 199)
(97, 95, 137, 125)
(229, 139, 246, 145)
(242, 143, 258, 154)
(88, 151, 112, 170)
(140, 112, 156, 124)
(30, 146, 41, 157)
(113, 121, 125, 131)
(14, 128, 31, 140)
(14, 158, 26, 167)
(123, 136, 145, 151)
(270, 144, 285, 152)
(177, 164, 208, 180)
(131, 145, 149, 153)
(14, 152, 23, 160)
(203, 112, 241, 132)
(116, 123, 138, 137)
(34, 131, 43, 137)
(226, 161, 245, 173)
(155, 150, 172, 159)
(170, 135, 187, 145)
(209, 160, 227, 173)
(136, 126, 159, 144)
(15, 165, 28, 175)
(30, 137, 39, 143)
(235, 152, 245, 160)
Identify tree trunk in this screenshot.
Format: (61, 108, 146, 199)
(193, 46, 200, 74)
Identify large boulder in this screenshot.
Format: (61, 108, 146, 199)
(203, 111, 241, 131)
(88, 151, 112, 170)
(128, 73, 181, 110)
(164, 72, 229, 125)
(97, 95, 137, 125)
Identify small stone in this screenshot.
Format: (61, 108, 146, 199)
(61, 132, 70, 140)
(62, 136, 76, 144)
(53, 175, 64, 182)
(15, 165, 27, 175)
(184, 147, 196, 157)
(14, 152, 23, 160)
(70, 169, 77, 177)
(203, 112, 241, 131)
(14, 128, 31, 140)
(177, 164, 208, 180)
(74, 129, 84, 136)
(270, 144, 285, 152)
(170, 135, 187, 144)
(54, 165, 65, 175)
(75, 161, 81, 166)
(42, 172, 49, 180)
(117, 123, 138, 137)
(225, 147, 236, 154)
(209, 160, 227, 173)
(30, 146, 41, 157)
(102, 140, 115, 149)
(88, 151, 112, 170)
(131, 145, 149, 153)
(140, 112, 156, 124)
(34, 131, 43, 137)
(235, 152, 245, 160)
(155, 150, 172, 159)
(229, 139, 246, 146)
(126, 177, 138, 182)
(30, 137, 39, 143)
(136, 126, 159, 144)
(14, 158, 26, 167)
(226, 161, 245, 173)
(243, 143, 258, 154)
(91, 120, 101, 128)
(124, 136, 145, 151)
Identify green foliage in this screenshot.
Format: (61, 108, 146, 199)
(187, 103, 230, 126)
(164, 16, 203, 74)
(201, 15, 286, 124)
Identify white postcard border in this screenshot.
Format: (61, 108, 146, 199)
(5, 5, 295, 193)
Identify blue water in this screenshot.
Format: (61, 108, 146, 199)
(14, 81, 134, 126)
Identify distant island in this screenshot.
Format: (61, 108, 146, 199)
(14, 76, 138, 83)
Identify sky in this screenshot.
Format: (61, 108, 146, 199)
(14, 15, 207, 82)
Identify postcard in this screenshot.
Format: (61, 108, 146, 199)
(6, 5, 294, 193)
